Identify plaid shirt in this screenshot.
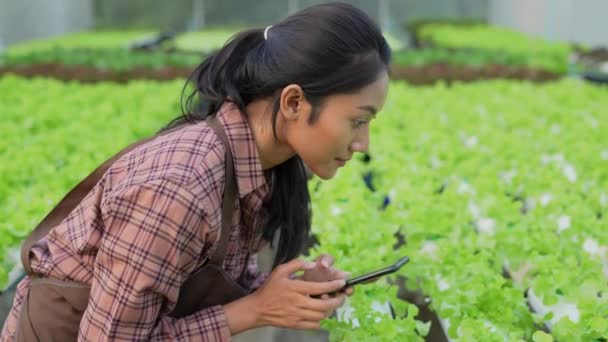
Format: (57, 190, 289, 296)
(1, 103, 271, 341)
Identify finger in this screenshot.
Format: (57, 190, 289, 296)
(333, 293, 348, 309)
(291, 279, 345, 296)
(298, 309, 328, 322)
(277, 258, 317, 276)
(323, 294, 347, 312)
(294, 321, 321, 330)
(316, 254, 334, 269)
(345, 287, 354, 296)
(328, 269, 350, 280)
(301, 294, 346, 312)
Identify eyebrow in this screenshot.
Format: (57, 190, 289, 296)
(358, 105, 377, 115)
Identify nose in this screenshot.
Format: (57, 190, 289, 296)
(349, 127, 369, 153)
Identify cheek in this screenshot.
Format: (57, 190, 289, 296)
(310, 118, 350, 155)
(289, 116, 347, 164)
(291, 116, 352, 179)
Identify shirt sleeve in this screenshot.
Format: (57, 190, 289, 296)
(79, 179, 231, 342)
(0, 275, 31, 341)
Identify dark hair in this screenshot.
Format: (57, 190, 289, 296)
(161, 2, 391, 268)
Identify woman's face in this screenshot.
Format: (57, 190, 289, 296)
(281, 72, 389, 179)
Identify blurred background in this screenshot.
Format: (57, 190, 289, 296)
(1, 0, 607, 48)
(2, 0, 607, 85)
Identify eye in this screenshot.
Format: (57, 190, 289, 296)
(351, 119, 368, 129)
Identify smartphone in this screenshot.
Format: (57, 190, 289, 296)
(315, 256, 409, 298)
(344, 256, 409, 288)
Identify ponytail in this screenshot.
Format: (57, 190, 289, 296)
(162, 28, 266, 130)
(160, 2, 391, 268)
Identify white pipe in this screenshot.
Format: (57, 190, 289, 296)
(378, 0, 389, 33)
(288, 0, 299, 15)
(193, 0, 205, 30)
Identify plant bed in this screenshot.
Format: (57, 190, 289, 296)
(5, 30, 161, 56)
(305, 244, 442, 341)
(3, 75, 607, 339)
(572, 47, 608, 65)
(2, 29, 565, 85)
(308, 79, 608, 340)
(405, 21, 575, 75)
(0, 75, 183, 288)
(392, 47, 544, 69)
(390, 63, 561, 85)
(0, 63, 194, 83)
(502, 261, 608, 342)
(571, 47, 608, 85)
(0, 48, 204, 71)
(1, 61, 563, 86)
(393, 276, 450, 342)
(0, 29, 226, 82)
(404, 18, 486, 49)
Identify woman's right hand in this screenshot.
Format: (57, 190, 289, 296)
(250, 258, 348, 330)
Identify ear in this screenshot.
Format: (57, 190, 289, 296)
(278, 84, 307, 122)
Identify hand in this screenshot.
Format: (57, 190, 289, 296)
(299, 254, 354, 298)
(248, 258, 348, 330)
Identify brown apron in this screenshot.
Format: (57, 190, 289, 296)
(16, 115, 249, 341)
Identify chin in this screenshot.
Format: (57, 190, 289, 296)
(309, 166, 337, 180)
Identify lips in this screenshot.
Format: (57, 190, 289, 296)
(335, 157, 350, 166)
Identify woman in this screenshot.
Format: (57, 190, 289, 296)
(1, 2, 390, 341)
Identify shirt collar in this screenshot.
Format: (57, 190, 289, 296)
(215, 102, 268, 198)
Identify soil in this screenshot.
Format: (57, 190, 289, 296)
(0, 63, 194, 84)
(390, 63, 561, 85)
(394, 276, 450, 342)
(1, 62, 562, 86)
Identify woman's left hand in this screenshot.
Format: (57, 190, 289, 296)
(298, 254, 354, 298)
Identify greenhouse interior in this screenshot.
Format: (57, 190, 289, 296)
(1, 0, 607, 341)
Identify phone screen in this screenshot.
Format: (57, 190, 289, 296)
(344, 256, 409, 288)
(312, 256, 410, 298)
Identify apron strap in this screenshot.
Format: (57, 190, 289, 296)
(205, 116, 238, 267)
(20, 115, 238, 275)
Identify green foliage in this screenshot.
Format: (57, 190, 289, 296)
(417, 23, 576, 73)
(5, 30, 158, 56)
(2, 73, 607, 340)
(309, 79, 608, 340)
(2, 29, 403, 70)
(532, 331, 554, 342)
(393, 47, 544, 69)
(1, 29, 235, 70)
(0, 48, 202, 71)
(173, 28, 242, 52)
(0, 75, 182, 282)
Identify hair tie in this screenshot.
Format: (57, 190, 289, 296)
(264, 26, 272, 40)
